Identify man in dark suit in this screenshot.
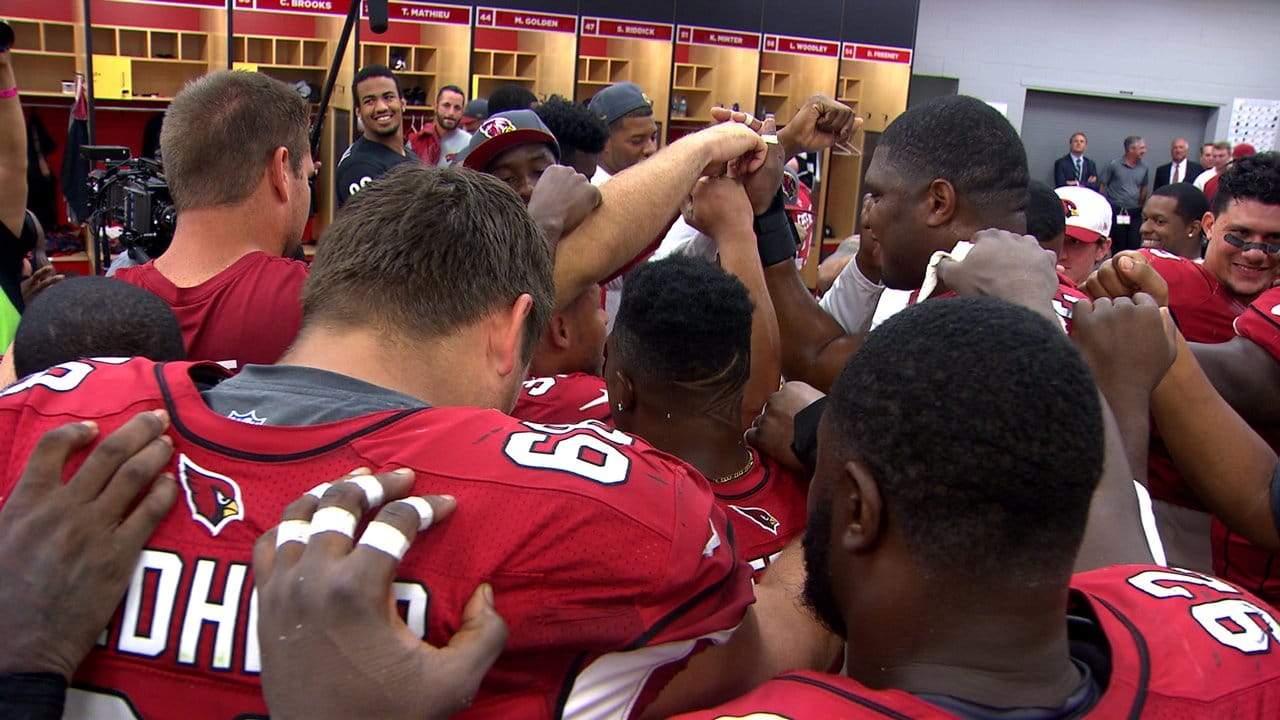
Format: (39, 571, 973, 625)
(1153, 137, 1203, 190)
(1052, 132, 1099, 190)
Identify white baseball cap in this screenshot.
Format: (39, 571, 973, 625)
(1054, 185, 1111, 244)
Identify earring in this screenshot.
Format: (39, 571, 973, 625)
(616, 402, 623, 412)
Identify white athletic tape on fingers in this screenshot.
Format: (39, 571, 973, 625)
(306, 482, 332, 499)
(275, 519, 312, 548)
(357, 521, 412, 561)
(397, 496, 435, 531)
(346, 473, 384, 508)
(309, 506, 358, 539)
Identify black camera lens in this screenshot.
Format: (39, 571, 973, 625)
(0, 20, 14, 53)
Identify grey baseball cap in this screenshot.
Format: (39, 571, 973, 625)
(453, 109, 561, 171)
(463, 98, 488, 121)
(588, 82, 653, 125)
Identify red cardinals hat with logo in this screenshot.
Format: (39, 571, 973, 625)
(1054, 185, 1112, 244)
(452, 109, 560, 171)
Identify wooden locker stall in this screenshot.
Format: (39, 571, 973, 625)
(355, 4, 472, 141)
(819, 0, 918, 260)
(667, 0, 762, 144)
(575, 15, 673, 136)
(471, 3, 577, 101)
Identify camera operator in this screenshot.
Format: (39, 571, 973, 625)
(0, 30, 36, 350)
(113, 70, 312, 371)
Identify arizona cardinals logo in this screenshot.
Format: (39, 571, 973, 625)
(478, 117, 517, 139)
(1061, 198, 1079, 218)
(178, 454, 245, 536)
(730, 505, 781, 535)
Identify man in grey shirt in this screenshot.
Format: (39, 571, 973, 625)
(1099, 136, 1149, 253)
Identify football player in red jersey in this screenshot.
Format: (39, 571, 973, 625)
(1148, 292, 1280, 555)
(1186, 284, 1280, 429)
(266, 296, 1280, 719)
(0, 413, 177, 719)
(0, 148, 844, 719)
(1086, 152, 1280, 594)
(511, 284, 612, 426)
(762, 96, 1087, 394)
(457, 111, 613, 427)
(608, 255, 802, 577)
(670, 296, 1280, 719)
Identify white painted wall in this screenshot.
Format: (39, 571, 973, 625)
(912, 0, 1280, 138)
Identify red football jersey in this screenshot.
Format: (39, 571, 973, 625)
(1136, 250, 1280, 606)
(1142, 248, 1249, 344)
(710, 449, 809, 578)
(0, 359, 755, 720)
(115, 251, 308, 371)
(672, 565, 1280, 719)
(1141, 248, 1251, 510)
(1234, 286, 1280, 362)
(512, 372, 613, 426)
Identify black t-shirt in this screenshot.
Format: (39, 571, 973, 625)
(0, 214, 37, 313)
(334, 137, 417, 206)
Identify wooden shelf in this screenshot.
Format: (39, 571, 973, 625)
(9, 20, 81, 95)
(673, 63, 712, 89)
(671, 86, 711, 93)
(404, 105, 435, 112)
(361, 42, 441, 105)
(131, 58, 208, 66)
(12, 49, 77, 59)
(669, 116, 713, 124)
(757, 69, 790, 96)
(8, 19, 76, 54)
(78, 26, 218, 100)
(362, 43, 438, 73)
(94, 96, 175, 104)
(577, 56, 630, 84)
(17, 90, 76, 99)
(474, 75, 536, 84)
(471, 50, 537, 78)
(758, 92, 789, 99)
(233, 36, 328, 70)
(254, 63, 327, 71)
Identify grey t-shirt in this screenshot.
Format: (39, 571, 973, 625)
(201, 364, 427, 426)
(1100, 159, 1148, 208)
(438, 129, 472, 168)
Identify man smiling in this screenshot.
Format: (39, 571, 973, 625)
(335, 65, 416, 206)
(410, 84, 472, 168)
(1089, 153, 1280, 591)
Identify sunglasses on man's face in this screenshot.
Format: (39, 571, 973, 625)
(1223, 233, 1280, 255)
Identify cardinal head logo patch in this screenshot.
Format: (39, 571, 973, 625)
(478, 116, 517, 139)
(730, 505, 781, 535)
(178, 454, 245, 536)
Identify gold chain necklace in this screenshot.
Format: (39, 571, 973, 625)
(711, 451, 756, 484)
